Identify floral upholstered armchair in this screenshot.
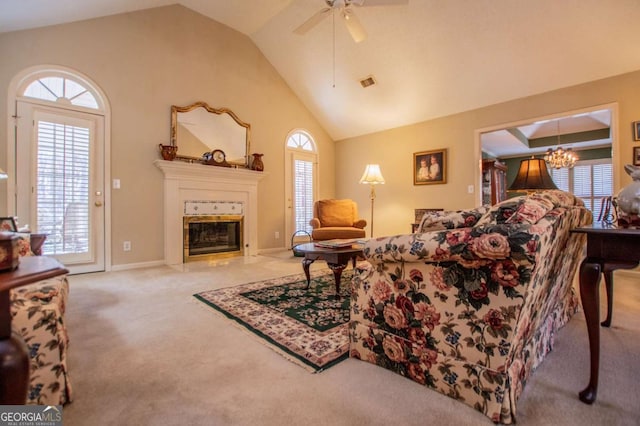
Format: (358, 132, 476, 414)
(9, 234, 72, 405)
(349, 190, 591, 424)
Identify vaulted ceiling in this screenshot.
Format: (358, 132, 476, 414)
(2, 0, 640, 152)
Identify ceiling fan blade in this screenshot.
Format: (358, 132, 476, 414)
(293, 8, 332, 35)
(342, 9, 367, 43)
(351, 0, 409, 6)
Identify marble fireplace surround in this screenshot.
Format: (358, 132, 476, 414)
(154, 160, 267, 265)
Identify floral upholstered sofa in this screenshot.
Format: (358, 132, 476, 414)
(349, 190, 591, 424)
(9, 234, 72, 405)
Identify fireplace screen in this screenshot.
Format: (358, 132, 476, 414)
(183, 215, 243, 262)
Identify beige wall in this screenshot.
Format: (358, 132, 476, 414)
(3, 5, 640, 265)
(336, 70, 640, 238)
(0, 5, 335, 266)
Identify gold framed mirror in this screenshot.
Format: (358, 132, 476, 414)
(170, 102, 251, 167)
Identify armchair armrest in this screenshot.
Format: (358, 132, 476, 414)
(353, 219, 367, 229)
(363, 223, 538, 266)
(309, 218, 321, 229)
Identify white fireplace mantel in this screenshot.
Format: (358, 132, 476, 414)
(154, 160, 267, 264)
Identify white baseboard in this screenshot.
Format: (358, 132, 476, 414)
(258, 247, 287, 254)
(110, 250, 291, 271)
(110, 259, 166, 271)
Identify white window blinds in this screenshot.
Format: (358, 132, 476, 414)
(37, 120, 90, 254)
(294, 159, 314, 233)
(551, 160, 612, 216)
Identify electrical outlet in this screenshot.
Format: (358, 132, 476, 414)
(468, 185, 474, 194)
(113, 179, 121, 189)
(275, 231, 280, 239)
(123, 241, 131, 251)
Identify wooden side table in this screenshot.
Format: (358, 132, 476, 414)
(294, 242, 363, 297)
(0, 256, 67, 404)
(570, 224, 640, 404)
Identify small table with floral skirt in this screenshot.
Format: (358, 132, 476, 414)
(0, 256, 67, 403)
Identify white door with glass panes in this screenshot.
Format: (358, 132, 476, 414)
(16, 101, 105, 273)
(284, 131, 318, 248)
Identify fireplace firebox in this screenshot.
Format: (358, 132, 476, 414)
(183, 215, 243, 262)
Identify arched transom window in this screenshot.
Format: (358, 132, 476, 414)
(22, 75, 101, 110)
(287, 131, 315, 151)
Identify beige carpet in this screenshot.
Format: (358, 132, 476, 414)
(62, 253, 640, 425)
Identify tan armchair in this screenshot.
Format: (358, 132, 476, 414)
(309, 199, 367, 241)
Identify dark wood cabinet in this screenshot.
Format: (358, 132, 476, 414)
(482, 160, 507, 205)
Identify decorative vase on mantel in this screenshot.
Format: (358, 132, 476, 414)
(159, 144, 177, 161)
(616, 164, 640, 228)
(251, 153, 264, 171)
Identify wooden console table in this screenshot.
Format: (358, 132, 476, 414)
(0, 256, 68, 404)
(570, 224, 640, 404)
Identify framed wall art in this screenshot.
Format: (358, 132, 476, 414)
(634, 121, 640, 141)
(0, 217, 17, 232)
(634, 146, 640, 166)
(414, 149, 447, 185)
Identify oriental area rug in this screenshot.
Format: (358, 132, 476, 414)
(194, 270, 351, 372)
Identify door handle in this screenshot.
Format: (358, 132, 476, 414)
(95, 201, 103, 207)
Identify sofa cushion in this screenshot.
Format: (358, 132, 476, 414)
(476, 190, 579, 226)
(312, 227, 365, 240)
(317, 199, 355, 227)
(418, 206, 489, 232)
(504, 196, 555, 225)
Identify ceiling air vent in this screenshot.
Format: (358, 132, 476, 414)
(359, 75, 377, 88)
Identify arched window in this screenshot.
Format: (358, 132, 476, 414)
(287, 131, 315, 151)
(21, 74, 102, 110)
(286, 130, 318, 239)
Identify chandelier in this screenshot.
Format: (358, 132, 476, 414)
(544, 119, 578, 169)
(544, 146, 577, 169)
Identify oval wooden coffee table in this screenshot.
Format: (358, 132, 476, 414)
(294, 242, 363, 297)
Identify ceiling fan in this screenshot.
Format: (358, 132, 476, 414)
(294, 0, 409, 43)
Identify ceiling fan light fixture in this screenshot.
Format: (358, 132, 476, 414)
(294, 0, 407, 43)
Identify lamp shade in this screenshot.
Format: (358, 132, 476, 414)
(508, 158, 558, 191)
(359, 164, 385, 185)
